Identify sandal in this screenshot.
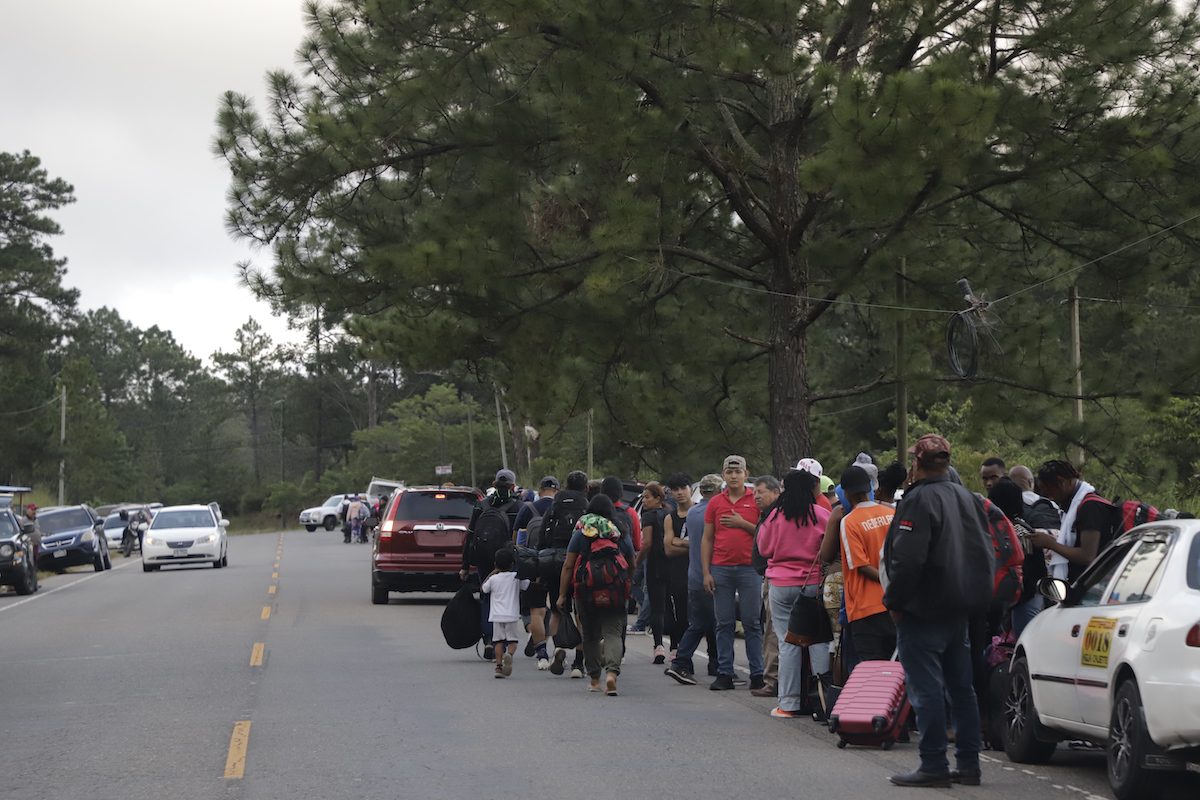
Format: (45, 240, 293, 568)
(605, 674, 618, 696)
(588, 679, 602, 692)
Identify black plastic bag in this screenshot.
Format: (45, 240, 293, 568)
(555, 610, 582, 650)
(441, 581, 482, 649)
(515, 547, 540, 580)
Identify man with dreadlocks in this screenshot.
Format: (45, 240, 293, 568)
(1030, 460, 1120, 584)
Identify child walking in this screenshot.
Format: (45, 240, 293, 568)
(481, 548, 529, 678)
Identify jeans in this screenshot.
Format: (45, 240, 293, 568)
(632, 562, 652, 629)
(770, 584, 829, 712)
(712, 565, 764, 678)
(577, 605, 625, 678)
(896, 614, 982, 774)
(671, 587, 717, 673)
(1011, 593, 1044, 638)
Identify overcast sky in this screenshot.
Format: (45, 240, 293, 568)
(1, 0, 312, 361)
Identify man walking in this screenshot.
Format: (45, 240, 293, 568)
(663, 474, 722, 685)
(883, 435, 995, 787)
(751, 474, 781, 697)
(702, 456, 766, 692)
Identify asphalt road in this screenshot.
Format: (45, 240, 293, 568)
(1, 530, 1194, 800)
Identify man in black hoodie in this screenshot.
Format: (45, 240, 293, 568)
(883, 434, 995, 788)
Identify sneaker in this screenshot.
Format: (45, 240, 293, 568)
(889, 770, 952, 788)
(524, 639, 537, 658)
(626, 625, 646, 635)
(750, 683, 778, 698)
(770, 707, 803, 719)
(570, 668, 584, 679)
(501, 653, 513, 677)
(482, 645, 495, 661)
(652, 645, 666, 665)
(731, 675, 747, 686)
(664, 666, 697, 685)
(709, 674, 735, 691)
(549, 648, 567, 675)
(494, 666, 505, 679)
(749, 674, 766, 691)
(536, 657, 550, 671)
(950, 769, 982, 786)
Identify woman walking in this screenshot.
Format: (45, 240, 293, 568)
(638, 482, 674, 664)
(756, 469, 831, 718)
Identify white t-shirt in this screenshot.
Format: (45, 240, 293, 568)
(481, 571, 530, 623)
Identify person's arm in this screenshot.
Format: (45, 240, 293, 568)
(460, 505, 483, 577)
(663, 514, 686, 557)
(1032, 502, 1104, 566)
(819, 506, 844, 563)
(628, 508, 643, 552)
(882, 494, 934, 614)
(856, 565, 881, 582)
(635, 525, 651, 566)
(557, 552, 580, 610)
(701, 521, 716, 593)
(756, 511, 777, 560)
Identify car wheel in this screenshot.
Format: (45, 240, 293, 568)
(371, 584, 389, 605)
(324, 516, 337, 531)
(221, 553, 228, 567)
(305, 525, 317, 532)
(142, 563, 153, 573)
(213, 557, 222, 569)
(14, 555, 36, 595)
(1004, 656, 1057, 764)
(1108, 679, 1163, 800)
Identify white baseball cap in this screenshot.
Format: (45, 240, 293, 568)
(793, 457, 823, 477)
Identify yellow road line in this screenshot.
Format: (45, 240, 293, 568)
(223, 720, 252, 778)
(250, 642, 265, 667)
(272, 572, 278, 579)
(267, 585, 277, 595)
(261, 606, 271, 620)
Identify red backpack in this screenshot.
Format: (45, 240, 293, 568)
(573, 537, 630, 610)
(980, 497, 1024, 611)
(1080, 495, 1159, 551)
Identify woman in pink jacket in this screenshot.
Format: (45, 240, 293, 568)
(756, 469, 831, 718)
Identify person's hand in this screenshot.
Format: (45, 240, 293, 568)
(1030, 530, 1058, 551)
(720, 513, 751, 531)
(458, 569, 468, 581)
(555, 596, 567, 612)
(703, 573, 716, 594)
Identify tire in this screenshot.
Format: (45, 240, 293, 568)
(14, 555, 36, 595)
(371, 584, 389, 605)
(213, 558, 222, 569)
(221, 553, 228, 567)
(1108, 679, 1164, 800)
(142, 563, 153, 573)
(324, 516, 337, 531)
(305, 525, 317, 532)
(1004, 656, 1058, 764)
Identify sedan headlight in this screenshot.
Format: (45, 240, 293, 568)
(81, 530, 94, 542)
(194, 534, 214, 545)
(145, 536, 161, 547)
(0, 544, 13, 558)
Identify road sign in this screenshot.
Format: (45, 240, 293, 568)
(435, 465, 453, 476)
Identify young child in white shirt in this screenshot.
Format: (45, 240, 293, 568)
(481, 548, 530, 678)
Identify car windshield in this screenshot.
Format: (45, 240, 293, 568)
(393, 492, 476, 521)
(1188, 534, 1200, 590)
(104, 515, 126, 530)
(0, 513, 16, 537)
(323, 495, 344, 508)
(153, 510, 215, 529)
(39, 508, 93, 534)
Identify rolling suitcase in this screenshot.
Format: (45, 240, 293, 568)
(827, 659, 911, 749)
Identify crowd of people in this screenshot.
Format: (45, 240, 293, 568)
(456, 436, 1154, 788)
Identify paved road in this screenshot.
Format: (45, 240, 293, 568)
(1, 530, 1193, 800)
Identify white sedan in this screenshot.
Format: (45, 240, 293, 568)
(1004, 519, 1200, 799)
(142, 505, 229, 572)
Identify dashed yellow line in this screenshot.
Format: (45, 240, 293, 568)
(261, 606, 271, 620)
(267, 585, 277, 595)
(272, 572, 279, 579)
(223, 720, 252, 778)
(250, 642, 265, 667)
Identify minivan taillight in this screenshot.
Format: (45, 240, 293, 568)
(1187, 624, 1200, 648)
(379, 519, 395, 539)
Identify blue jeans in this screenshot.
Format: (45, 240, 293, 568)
(770, 584, 829, 712)
(671, 587, 717, 673)
(632, 562, 652, 629)
(712, 565, 763, 678)
(896, 614, 981, 774)
(1011, 593, 1044, 638)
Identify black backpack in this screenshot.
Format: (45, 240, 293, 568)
(468, 501, 516, 571)
(544, 493, 586, 549)
(524, 503, 547, 551)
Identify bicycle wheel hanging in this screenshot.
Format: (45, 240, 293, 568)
(946, 278, 999, 379)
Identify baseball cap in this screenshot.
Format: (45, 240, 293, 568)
(908, 434, 951, 462)
(494, 468, 517, 485)
(819, 475, 835, 494)
(538, 475, 560, 489)
(723, 455, 747, 471)
(794, 457, 823, 477)
(840, 466, 872, 496)
(697, 474, 724, 495)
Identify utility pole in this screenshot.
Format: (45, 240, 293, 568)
(587, 408, 594, 477)
(58, 385, 66, 505)
(467, 404, 477, 488)
(896, 258, 908, 463)
(275, 399, 285, 483)
(1069, 283, 1085, 467)
(494, 390, 508, 470)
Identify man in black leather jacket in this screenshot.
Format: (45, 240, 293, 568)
(882, 434, 995, 788)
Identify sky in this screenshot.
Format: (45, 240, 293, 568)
(0, 0, 312, 361)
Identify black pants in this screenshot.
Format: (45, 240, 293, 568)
(647, 563, 688, 650)
(849, 611, 897, 663)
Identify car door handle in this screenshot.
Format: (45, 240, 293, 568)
(1071, 625, 1081, 638)
(1118, 624, 1128, 638)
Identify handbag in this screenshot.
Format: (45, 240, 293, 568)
(784, 554, 833, 647)
(440, 580, 482, 649)
(555, 609, 582, 649)
(515, 546, 540, 580)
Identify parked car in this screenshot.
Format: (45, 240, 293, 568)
(371, 485, 481, 603)
(141, 505, 229, 571)
(1004, 519, 1200, 800)
(298, 494, 350, 532)
(0, 506, 37, 594)
(36, 505, 111, 572)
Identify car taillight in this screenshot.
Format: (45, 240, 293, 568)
(378, 519, 395, 539)
(1187, 624, 1200, 648)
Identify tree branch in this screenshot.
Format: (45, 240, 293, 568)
(809, 372, 894, 403)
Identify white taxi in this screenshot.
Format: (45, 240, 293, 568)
(1004, 519, 1200, 799)
(142, 505, 229, 571)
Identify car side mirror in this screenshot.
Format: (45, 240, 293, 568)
(219, 519, 230, 528)
(1038, 576, 1068, 604)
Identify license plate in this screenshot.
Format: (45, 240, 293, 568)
(173, 548, 188, 556)
(54, 549, 67, 558)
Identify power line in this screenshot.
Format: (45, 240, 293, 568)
(0, 394, 61, 417)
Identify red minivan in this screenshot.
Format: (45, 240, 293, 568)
(371, 486, 482, 603)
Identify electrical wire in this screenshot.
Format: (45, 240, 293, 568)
(0, 395, 62, 417)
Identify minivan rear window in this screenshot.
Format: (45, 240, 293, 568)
(1188, 534, 1200, 590)
(394, 492, 476, 521)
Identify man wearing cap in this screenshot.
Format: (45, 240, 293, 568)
(882, 434, 995, 788)
(838, 465, 896, 664)
(664, 474, 722, 685)
(514, 476, 560, 668)
(702, 455, 767, 692)
(461, 469, 522, 661)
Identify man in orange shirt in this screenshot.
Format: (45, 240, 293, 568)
(838, 465, 896, 664)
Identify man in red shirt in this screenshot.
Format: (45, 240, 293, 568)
(701, 455, 766, 691)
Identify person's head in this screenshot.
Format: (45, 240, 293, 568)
(1035, 459, 1080, 508)
(753, 475, 781, 510)
(641, 481, 666, 510)
(988, 477, 1025, 523)
(852, 452, 878, 490)
(26, 503, 38, 518)
(697, 473, 723, 499)
(794, 457, 822, 478)
(492, 468, 517, 502)
(980, 457, 1007, 491)
(819, 474, 836, 499)
(586, 479, 602, 499)
(839, 465, 873, 505)
(1009, 464, 1034, 493)
(600, 476, 624, 504)
(877, 461, 907, 503)
(664, 472, 693, 507)
(521, 488, 536, 503)
(585, 493, 617, 522)
(538, 475, 560, 498)
(566, 470, 588, 491)
(908, 434, 952, 481)
(779, 469, 820, 525)
(493, 547, 515, 572)
(722, 455, 747, 491)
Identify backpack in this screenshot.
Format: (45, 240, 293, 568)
(574, 537, 630, 610)
(1082, 495, 1159, 551)
(468, 501, 516, 571)
(980, 496, 1024, 612)
(544, 493, 586, 549)
(522, 503, 546, 550)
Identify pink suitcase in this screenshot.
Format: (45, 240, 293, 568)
(827, 660, 911, 749)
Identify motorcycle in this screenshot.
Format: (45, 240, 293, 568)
(121, 518, 148, 557)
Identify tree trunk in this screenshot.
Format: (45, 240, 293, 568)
(768, 295, 811, 475)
